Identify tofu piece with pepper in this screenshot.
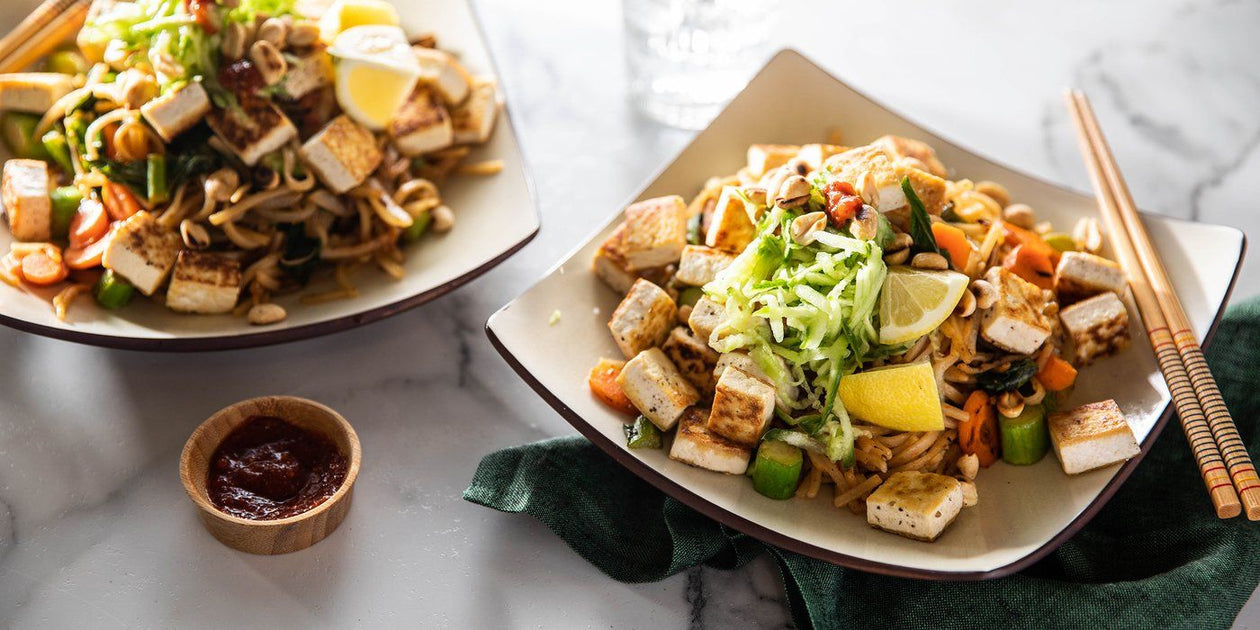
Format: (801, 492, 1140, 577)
(980, 266, 1053, 355)
(608, 278, 677, 359)
(675, 244, 736, 287)
(0, 73, 75, 114)
(388, 84, 453, 156)
(299, 114, 383, 194)
(1048, 399, 1140, 475)
(140, 82, 212, 142)
(618, 195, 689, 271)
(705, 186, 757, 253)
(706, 366, 777, 447)
(164, 251, 242, 314)
(206, 100, 298, 166)
(823, 144, 947, 221)
(616, 347, 700, 431)
(688, 295, 725, 341)
(450, 78, 498, 145)
(1054, 251, 1127, 303)
(669, 407, 751, 475)
(101, 211, 182, 295)
(661, 326, 720, 396)
(866, 471, 963, 542)
(415, 47, 473, 106)
(1059, 292, 1131, 365)
(746, 144, 799, 179)
(871, 134, 948, 178)
(2, 159, 50, 241)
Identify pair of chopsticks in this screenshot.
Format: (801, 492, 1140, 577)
(0, 0, 88, 74)
(1065, 90, 1259, 520)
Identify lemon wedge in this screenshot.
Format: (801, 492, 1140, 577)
(877, 266, 969, 345)
(329, 25, 421, 130)
(319, 0, 400, 44)
(837, 362, 944, 432)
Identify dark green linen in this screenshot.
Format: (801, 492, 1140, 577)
(465, 298, 1260, 629)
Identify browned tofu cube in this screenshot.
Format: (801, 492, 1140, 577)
(866, 472, 963, 541)
(794, 143, 847, 172)
(619, 196, 689, 271)
(1049, 399, 1139, 474)
(706, 366, 776, 447)
(980, 266, 1053, 355)
(661, 325, 720, 397)
(746, 144, 799, 178)
(669, 407, 751, 474)
(823, 144, 947, 228)
(617, 347, 700, 431)
(705, 186, 757, 253)
(299, 114, 383, 193)
(608, 278, 677, 358)
(1054, 251, 1127, 303)
(871, 134, 948, 177)
(1059, 292, 1130, 365)
(2, 159, 50, 241)
(675, 244, 736, 287)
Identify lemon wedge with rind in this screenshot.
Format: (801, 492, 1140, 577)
(877, 266, 969, 345)
(330, 25, 421, 130)
(837, 361, 945, 432)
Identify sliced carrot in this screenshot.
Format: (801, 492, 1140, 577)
(1002, 221, 1061, 265)
(69, 199, 110, 248)
(931, 222, 973, 271)
(64, 234, 111, 270)
(20, 248, 68, 285)
(101, 182, 140, 221)
(102, 122, 120, 161)
(588, 358, 637, 415)
(1036, 356, 1078, 392)
(1002, 244, 1055, 290)
(959, 390, 1000, 467)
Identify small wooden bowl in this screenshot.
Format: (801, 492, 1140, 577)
(179, 396, 362, 555)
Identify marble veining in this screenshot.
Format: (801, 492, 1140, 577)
(0, 0, 1257, 627)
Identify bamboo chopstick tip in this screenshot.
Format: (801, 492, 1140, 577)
(1212, 491, 1242, 519)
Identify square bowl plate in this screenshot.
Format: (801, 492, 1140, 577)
(0, 0, 537, 351)
(486, 49, 1245, 579)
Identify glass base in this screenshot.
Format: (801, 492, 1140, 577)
(632, 95, 723, 130)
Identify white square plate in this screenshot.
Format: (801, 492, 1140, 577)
(486, 50, 1245, 579)
(0, 0, 537, 350)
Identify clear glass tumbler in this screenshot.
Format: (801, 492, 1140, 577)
(624, 0, 779, 130)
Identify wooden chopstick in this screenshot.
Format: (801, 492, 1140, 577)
(0, 0, 88, 73)
(1066, 90, 1256, 520)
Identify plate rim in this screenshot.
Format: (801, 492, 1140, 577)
(0, 0, 541, 353)
(484, 48, 1249, 580)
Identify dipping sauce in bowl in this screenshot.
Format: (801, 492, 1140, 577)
(207, 415, 349, 520)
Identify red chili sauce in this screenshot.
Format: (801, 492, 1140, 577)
(206, 416, 348, 520)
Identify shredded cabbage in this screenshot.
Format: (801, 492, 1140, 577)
(703, 203, 892, 462)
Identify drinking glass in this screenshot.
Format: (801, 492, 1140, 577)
(623, 0, 779, 130)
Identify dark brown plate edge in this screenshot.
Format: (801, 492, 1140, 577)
(0, 0, 541, 353)
(481, 47, 1250, 579)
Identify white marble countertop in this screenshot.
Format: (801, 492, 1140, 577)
(2, 0, 1258, 627)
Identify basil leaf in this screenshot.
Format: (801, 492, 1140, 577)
(902, 176, 950, 266)
(976, 358, 1039, 393)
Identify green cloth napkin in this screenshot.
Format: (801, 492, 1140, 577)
(465, 298, 1260, 629)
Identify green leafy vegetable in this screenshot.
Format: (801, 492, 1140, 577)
(41, 129, 74, 174)
(624, 416, 662, 449)
(903, 176, 947, 264)
(976, 358, 1039, 393)
(50, 187, 83, 239)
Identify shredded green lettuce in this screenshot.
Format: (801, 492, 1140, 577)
(703, 199, 894, 463)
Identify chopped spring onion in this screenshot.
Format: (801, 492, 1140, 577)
(752, 440, 803, 500)
(1000, 404, 1049, 465)
(624, 416, 662, 449)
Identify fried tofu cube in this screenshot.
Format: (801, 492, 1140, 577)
(0, 73, 75, 114)
(866, 471, 963, 542)
(980, 266, 1053, 355)
(592, 224, 637, 294)
(140, 82, 212, 142)
(746, 144, 799, 179)
(706, 367, 776, 447)
(794, 143, 847, 172)
(1059, 292, 1130, 365)
(1054, 251, 1127, 303)
(1048, 399, 1140, 475)
(823, 144, 947, 225)
(618, 195, 688, 271)
(101, 211, 182, 295)
(164, 251, 242, 314)
(608, 278, 677, 359)
(871, 135, 948, 177)
(450, 78, 498, 145)
(669, 407, 751, 475)
(277, 52, 332, 101)
(661, 326, 720, 396)
(616, 347, 700, 431)
(675, 244, 736, 287)
(688, 295, 725, 341)
(415, 47, 473, 106)
(2, 159, 50, 241)
(389, 84, 453, 156)
(207, 100, 298, 166)
(713, 351, 776, 385)
(299, 114, 383, 194)
(705, 186, 757, 253)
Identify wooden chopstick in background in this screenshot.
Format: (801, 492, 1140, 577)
(0, 0, 87, 73)
(1066, 90, 1259, 520)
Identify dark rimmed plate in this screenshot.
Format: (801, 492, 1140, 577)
(0, 0, 538, 351)
(485, 49, 1245, 579)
